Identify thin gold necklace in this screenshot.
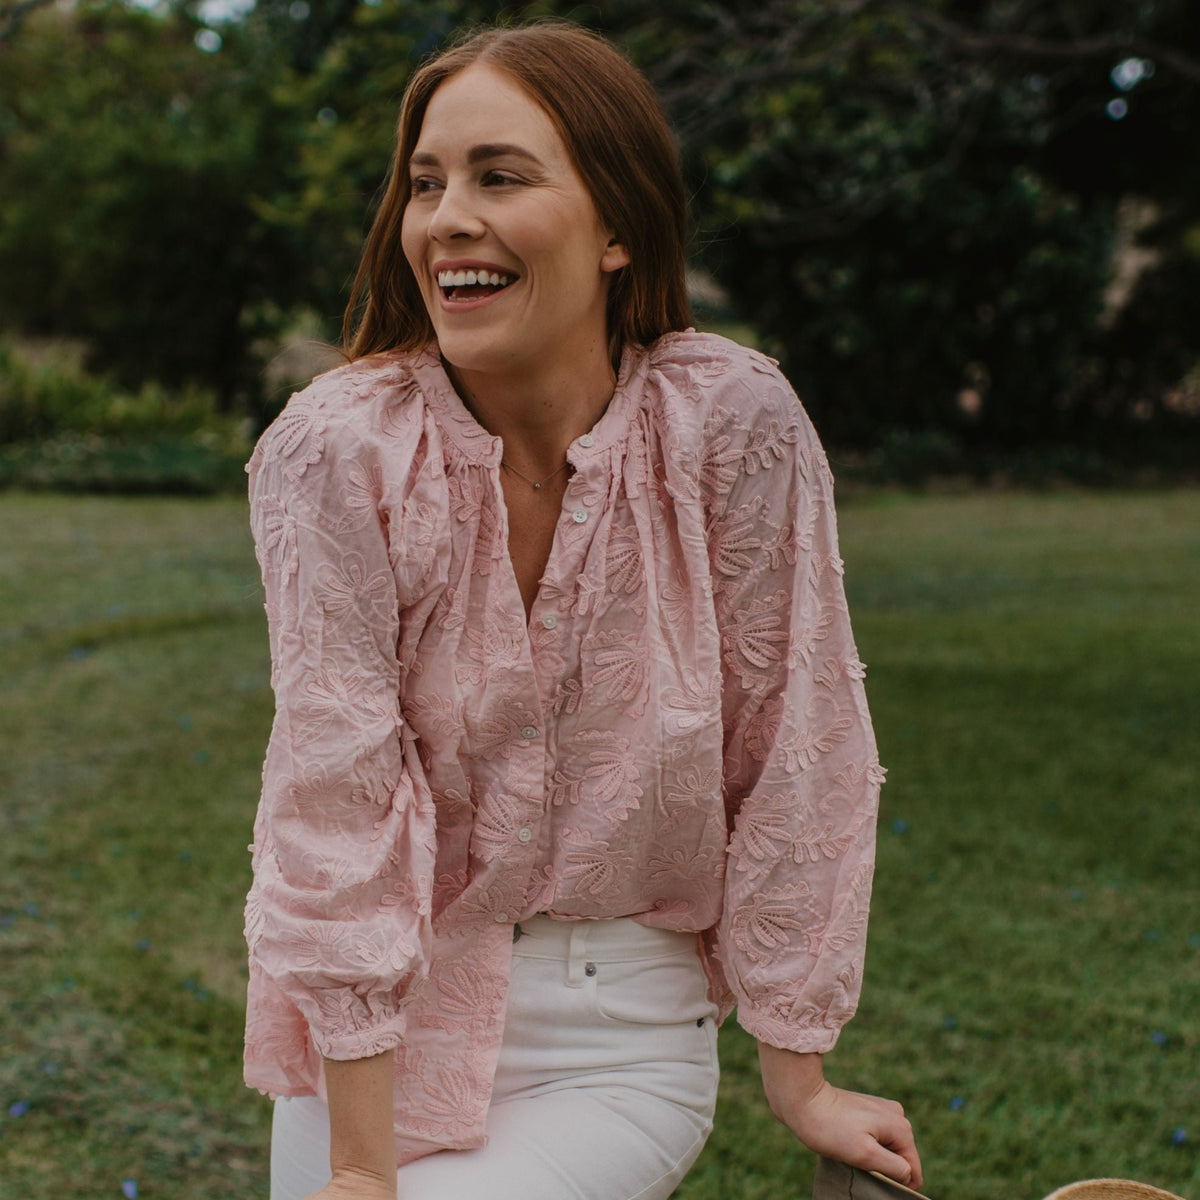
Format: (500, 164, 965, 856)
(500, 459, 572, 491)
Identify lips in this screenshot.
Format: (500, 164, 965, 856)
(434, 264, 518, 303)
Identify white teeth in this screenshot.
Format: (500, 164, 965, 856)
(436, 269, 515, 289)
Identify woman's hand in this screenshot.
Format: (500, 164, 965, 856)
(302, 1166, 396, 1200)
(758, 1044, 923, 1191)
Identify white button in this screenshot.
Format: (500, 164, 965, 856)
(494, 912, 509, 923)
(520, 725, 538, 740)
(579, 433, 595, 448)
(571, 508, 588, 524)
(517, 827, 533, 844)
(541, 613, 558, 630)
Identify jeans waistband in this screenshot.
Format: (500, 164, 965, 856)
(511, 914, 698, 964)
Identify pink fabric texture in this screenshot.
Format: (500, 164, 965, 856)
(243, 331, 884, 1165)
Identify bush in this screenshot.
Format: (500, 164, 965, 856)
(0, 433, 250, 495)
(0, 347, 244, 442)
(0, 346, 251, 494)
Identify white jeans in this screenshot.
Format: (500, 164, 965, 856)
(271, 915, 720, 1200)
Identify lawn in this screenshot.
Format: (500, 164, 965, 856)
(1, 488, 1196, 1200)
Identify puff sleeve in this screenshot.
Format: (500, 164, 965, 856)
(708, 356, 883, 1054)
(244, 387, 438, 1063)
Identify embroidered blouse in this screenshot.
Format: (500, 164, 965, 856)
(243, 331, 884, 1165)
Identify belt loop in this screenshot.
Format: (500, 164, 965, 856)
(565, 923, 589, 987)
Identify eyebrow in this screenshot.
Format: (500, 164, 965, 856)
(409, 143, 545, 168)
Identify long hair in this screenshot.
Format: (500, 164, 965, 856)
(343, 22, 691, 359)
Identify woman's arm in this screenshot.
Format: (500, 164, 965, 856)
(245, 391, 437, 1068)
(696, 345, 921, 1181)
(299, 1051, 398, 1200)
(757, 1045, 922, 1190)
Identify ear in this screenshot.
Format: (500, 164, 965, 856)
(601, 235, 631, 273)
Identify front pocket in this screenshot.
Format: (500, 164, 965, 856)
(589, 951, 716, 1026)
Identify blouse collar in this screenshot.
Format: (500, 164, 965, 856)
(408, 342, 649, 467)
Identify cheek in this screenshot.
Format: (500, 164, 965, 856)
(399, 208, 425, 276)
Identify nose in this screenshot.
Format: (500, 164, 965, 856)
(427, 179, 485, 244)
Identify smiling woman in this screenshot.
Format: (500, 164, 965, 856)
(398, 61, 630, 406)
(247, 20, 921, 1200)
(344, 23, 689, 365)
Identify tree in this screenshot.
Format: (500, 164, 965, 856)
(0, 2, 309, 404)
(2, 0, 1196, 455)
(612, 0, 1200, 450)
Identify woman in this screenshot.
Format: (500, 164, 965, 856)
(245, 21, 921, 1200)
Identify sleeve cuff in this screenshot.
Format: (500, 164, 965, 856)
(308, 1004, 410, 1061)
(735, 1002, 845, 1055)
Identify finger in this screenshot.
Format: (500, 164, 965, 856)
(863, 1143, 919, 1190)
(877, 1127, 923, 1191)
(869, 1108, 922, 1190)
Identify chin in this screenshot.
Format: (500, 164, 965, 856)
(435, 331, 530, 378)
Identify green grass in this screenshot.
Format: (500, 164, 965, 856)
(1, 490, 1197, 1200)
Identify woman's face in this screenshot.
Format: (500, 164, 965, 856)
(401, 63, 629, 381)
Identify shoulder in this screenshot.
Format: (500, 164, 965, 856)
(645, 331, 804, 428)
(640, 333, 832, 512)
(248, 349, 429, 486)
(642, 330, 817, 450)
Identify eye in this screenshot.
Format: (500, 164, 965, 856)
(409, 175, 442, 196)
(481, 169, 522, 187)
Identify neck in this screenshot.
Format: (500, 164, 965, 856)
(446, 340, 620, 475)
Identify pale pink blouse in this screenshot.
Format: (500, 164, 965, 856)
(243, 331, 884, 1164)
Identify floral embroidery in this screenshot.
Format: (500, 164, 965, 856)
(254, 495, 298, 587)
(245, 333, 884, 1160)
(698, 410, 744, 499)
(316, 552, 394, 625)
(646, 842, 721, 882)
(335, 462, 385, 534)
(777, 694, 854, 772)
(708, 500, 765, 577)
(455, 610, 523, 686)
(584, 629, 647, 710)
(727, 792, 797, 875)
(789, 603, 837, 668)
(605, 529, 645, 596)
(377, 372, 425, 440)
(730, 884, 817, 964)
(578, 729, 643, 824)
(740, 416, 800, 475)
(269, 402, 326, 482)
(813, 863, 873, 954)
(662, 670, 721, 735)
(723, 590, 791, 688)
(562, 831, 634, 897)
(661, 764, 721, 829)
(293, 666, 385, 746)
(743, 694, 785, 763)
(469, 789, 528, 861)
(421, 963, 497, 1032)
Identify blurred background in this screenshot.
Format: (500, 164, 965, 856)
(0, 4, 1197, 1200)
(0, 0, 1198, 486)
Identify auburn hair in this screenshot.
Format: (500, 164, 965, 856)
(343, 22, 691, 359)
